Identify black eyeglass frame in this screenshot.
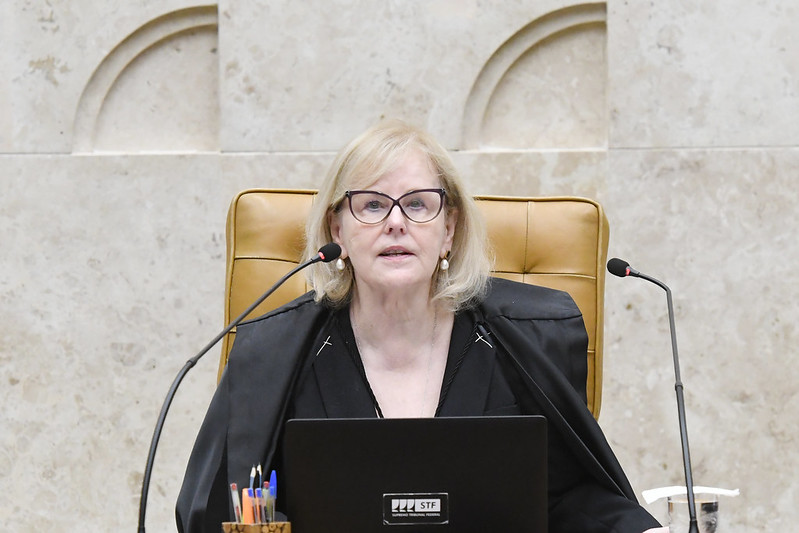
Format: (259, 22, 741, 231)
(343, 188, 447, 224)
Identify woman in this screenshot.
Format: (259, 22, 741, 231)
(176, 119, 666, 532)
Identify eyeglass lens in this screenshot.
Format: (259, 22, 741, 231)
(347, 189, 444, 224)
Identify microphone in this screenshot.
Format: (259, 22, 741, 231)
(137, 243, 341, 533)
(607, 258, 699, 533)
(607, 257, 639, 278)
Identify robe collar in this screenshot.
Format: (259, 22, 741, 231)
(310, 309, 496, 418)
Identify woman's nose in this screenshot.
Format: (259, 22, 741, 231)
(383, 203, 407, 232)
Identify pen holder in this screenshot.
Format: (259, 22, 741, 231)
(221, 522, 291, 533)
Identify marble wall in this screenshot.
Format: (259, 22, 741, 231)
(2, 1, 797, 531)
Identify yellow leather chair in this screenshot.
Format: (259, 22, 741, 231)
(218, 189, 610, 418)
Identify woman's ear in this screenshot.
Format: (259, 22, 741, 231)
(441, 207, 458, 256)
(328, 210, 347, 258)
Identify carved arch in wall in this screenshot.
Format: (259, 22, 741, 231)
(73, 5, 219, 153)
(462, 3, 607, 149)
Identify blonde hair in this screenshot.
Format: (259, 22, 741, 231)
(304, 119, 492, 310)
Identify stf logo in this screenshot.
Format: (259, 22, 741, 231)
(383, 493, 449, 525)
(391, 498, 442, 513)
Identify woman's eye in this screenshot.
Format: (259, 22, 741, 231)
(364, 200, 383, 211)
(405, 197, 426, 210)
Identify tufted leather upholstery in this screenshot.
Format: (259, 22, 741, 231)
(219, 189, 609, 418)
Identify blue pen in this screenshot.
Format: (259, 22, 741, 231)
(268, 470, 277, 522)
(255, 488, 265, 523)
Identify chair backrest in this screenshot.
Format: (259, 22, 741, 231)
(219, 189, 609, 418)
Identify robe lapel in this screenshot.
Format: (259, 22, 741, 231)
(437, 318, 495, 417)
(226, 298, 330, 489)
(312, 319, 378, 418)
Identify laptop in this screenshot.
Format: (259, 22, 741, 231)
(283, 415, 547, 532)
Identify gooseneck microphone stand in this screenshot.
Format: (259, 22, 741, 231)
(607, 258, 699, 533)
(137, 243, 341, 533)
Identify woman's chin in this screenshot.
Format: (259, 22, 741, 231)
(361, 269, 434, 294)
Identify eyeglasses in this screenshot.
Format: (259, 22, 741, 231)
(344, 188, 446, 224)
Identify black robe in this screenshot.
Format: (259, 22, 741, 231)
(176, 278, 660, 532)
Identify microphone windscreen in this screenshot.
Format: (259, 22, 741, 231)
(317, 243, 342, 262)
(607, 257, 630, 277)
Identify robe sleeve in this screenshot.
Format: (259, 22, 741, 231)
(501, 313, 661, 532)
(481, 281, 662, 532)
(549, 477, 662, 532)
(175, 368, 233, 533)
(175, 293, 329, 533)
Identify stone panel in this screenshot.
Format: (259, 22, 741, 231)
(0, 2, 11, 151)
(4, 0, 203, 153)
(480, 22, 607, 149)
(76, 7, 220, 153)
(217, 0, 592, 151)
(452, 150, 607, 198)
(608, 1, 799, 148)
(601, 147, 799, 530)
(463, 3, 607, 149)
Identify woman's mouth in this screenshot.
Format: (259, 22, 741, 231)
(380, 249, 411, 257)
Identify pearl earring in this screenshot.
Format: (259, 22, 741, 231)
(440, 257, 450, 271)
(335, 257, 346, 271)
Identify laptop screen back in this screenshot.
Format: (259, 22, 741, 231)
(283, 415, 547, 532)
